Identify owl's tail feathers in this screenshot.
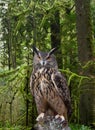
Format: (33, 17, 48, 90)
(33, 115, 71, 130)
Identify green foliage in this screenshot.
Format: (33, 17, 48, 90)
(70, 124, 92, 130)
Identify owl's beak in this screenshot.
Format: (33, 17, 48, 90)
(40, 60, 46, 66)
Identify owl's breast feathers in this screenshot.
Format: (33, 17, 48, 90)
(30, 67, 54, 96)
(30, 67, 72, 116)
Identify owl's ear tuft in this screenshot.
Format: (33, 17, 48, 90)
(33, 46, 40, 56)
(48, 47, 58, 56)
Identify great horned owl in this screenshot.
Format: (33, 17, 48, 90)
(30, 47, 71, 123)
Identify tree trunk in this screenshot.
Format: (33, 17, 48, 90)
(50, 10, 63, 69)
(75, 0, 93, 66)
(75, 0, 95, 125)
(26, 45, 30, 126)
(7, 17, 12, 70)
(26, 77, 29, 126)
(12, 39, 16, 69)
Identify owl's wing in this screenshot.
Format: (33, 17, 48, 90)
(52, 71, 72, 117)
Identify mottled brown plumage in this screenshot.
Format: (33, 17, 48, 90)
(30, 47, 71, 122)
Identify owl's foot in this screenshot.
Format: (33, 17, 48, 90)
(36, 113, 45, 121)
(55, 114, 68, 128)
(55, 114, 65, 122)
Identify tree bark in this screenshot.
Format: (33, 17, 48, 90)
(25, 44, 30, 126)
(7, 17, 12, 70)
(75, 0, 93, 66)
(50, 10, 63, 69)
(75, 0, 95, 125)
(26, 75, 29, 126)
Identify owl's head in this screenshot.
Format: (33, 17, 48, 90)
(33, 46, 58, 70)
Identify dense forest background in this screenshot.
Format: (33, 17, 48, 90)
(0, 0, 95, 129)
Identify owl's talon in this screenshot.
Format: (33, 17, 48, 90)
(55, 114, 60, 119)
(55, 115, 65, 123)
(36, 113, 45, 121)
(60, 115, 65, 122)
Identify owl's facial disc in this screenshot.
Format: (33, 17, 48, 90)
(33, 47, 58, 68)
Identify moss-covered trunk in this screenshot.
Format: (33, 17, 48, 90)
(75, 0, 95, 125)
